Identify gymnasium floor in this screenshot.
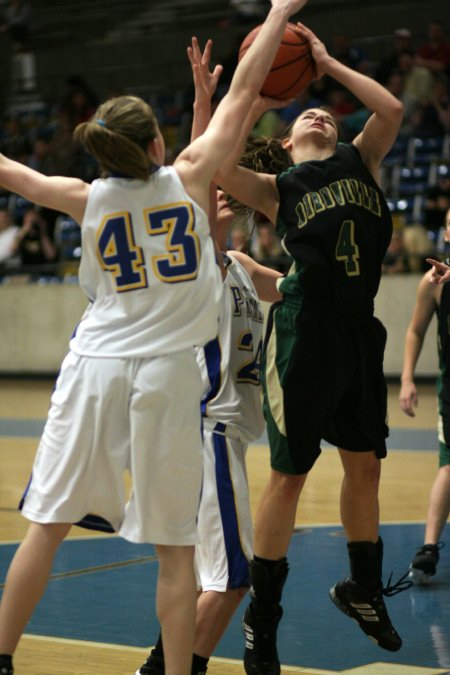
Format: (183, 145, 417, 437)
(1, 379, 449, 675)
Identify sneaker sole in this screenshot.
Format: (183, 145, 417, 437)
(329, 586, 402, 653)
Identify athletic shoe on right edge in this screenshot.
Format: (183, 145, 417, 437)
(329, 578, 402, 652)
(242, 604, 283, 675)
(409, 543, 443, 585)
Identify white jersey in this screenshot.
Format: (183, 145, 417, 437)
(197, 253, 265, 442)
(70, 166, 222, 358)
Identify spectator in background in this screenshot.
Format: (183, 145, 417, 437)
(410, 73, 450, 138)
(331, 33, 370, 74)
(0, 115, 31, 162)
(47, 112, 89, 178)
(398, 51, 434, 112)
(0, 206, 19, 265)
(382, 229, 410, 274)
(251, 219, 290, 272)
(384, 70, 411, 129)
(415, 21, 450, 76)
(424, 172, 450, 239)
(58, 75, 98, 131)
(12, 206, 57, 272)
(27, 132, 53, 174)
(327, 86, 356, 120)
(375, 28, 414, 85)
(402, 220, 434, 272)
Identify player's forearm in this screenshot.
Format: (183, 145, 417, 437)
(191, 100, 212, 142)
(215, 99, 262, 184)
(323, 57, 403, 119)
(400, 332, 423, 383)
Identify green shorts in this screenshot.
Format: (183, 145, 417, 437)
(262, 300, 388, 475)
(437, 376, 450, 467)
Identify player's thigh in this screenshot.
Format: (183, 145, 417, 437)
(22, 353, 131, 525)
(125, 350, 204, 544)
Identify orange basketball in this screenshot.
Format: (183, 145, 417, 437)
(238, 22, 315, 100)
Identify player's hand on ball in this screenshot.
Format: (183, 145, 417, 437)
(294, 23, 329, 78)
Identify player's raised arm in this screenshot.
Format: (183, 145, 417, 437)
(175, 0, 309, 203)
(217, 93, 289, 224)
(295, 21, 403, 181)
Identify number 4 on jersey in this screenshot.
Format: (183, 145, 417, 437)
(335, 219, 360, 276)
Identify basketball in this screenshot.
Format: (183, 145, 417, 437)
(238, 22, 315, 100)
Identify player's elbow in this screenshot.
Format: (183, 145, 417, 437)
(389, 97, 404, 122)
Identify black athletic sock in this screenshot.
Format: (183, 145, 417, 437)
(253, 555, 284, 573)
(249, 556, 289, 613)
(348, 538, 383, 591)
(153, 634, 164, 657)
(0, 654, 13, 674)
(151, 637, 208, 673)
(191, 653, 209, 674)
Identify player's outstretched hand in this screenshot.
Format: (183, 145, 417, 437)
(426, 258, 450, 284)
(187, 37, 223, 104)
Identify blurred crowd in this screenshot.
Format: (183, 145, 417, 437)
(0, 15, 449, 281)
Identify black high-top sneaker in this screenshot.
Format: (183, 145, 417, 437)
(330, 578, 402, 651)
(242, 557, 289, 675)
(0, 655, 13, 675)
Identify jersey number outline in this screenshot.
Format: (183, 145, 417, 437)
(236, 332, 262, 385)
(96, 203, 200, 292)
(145, 202, 200, 283)
(335, 219, 360, 276)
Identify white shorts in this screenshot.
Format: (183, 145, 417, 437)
(21, 349, 204, 546)
(195, 425, 253, 592)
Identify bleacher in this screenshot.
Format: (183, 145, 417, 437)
(0, 0, 448, 281)
(383, 134, 450, 239)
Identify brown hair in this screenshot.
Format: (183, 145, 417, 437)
(73, 95, 159, 180)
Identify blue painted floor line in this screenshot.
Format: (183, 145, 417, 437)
(1, 417, 440, 451)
